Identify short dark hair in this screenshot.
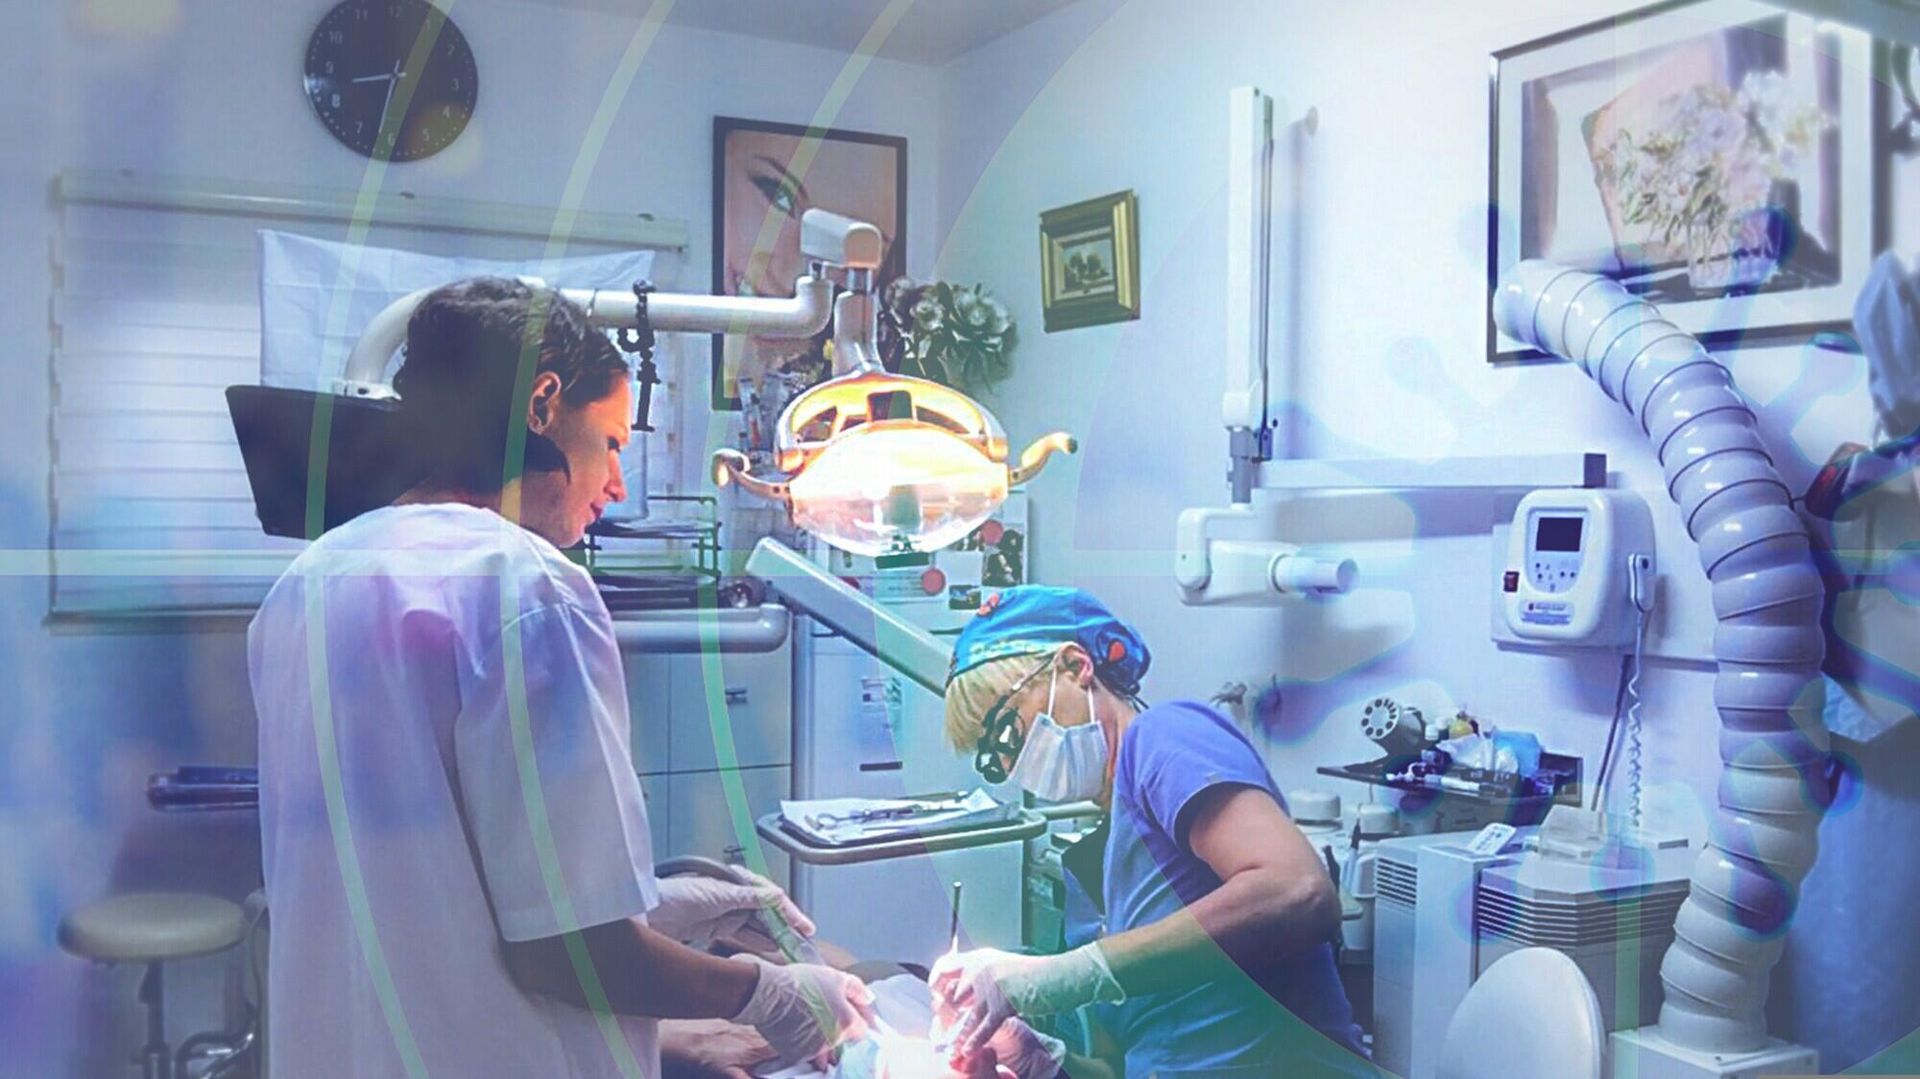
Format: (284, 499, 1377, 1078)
(392, 277, 628, 493)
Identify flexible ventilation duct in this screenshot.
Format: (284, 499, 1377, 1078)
(1494, 261, 1832, 1053)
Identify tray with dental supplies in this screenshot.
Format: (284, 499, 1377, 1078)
(758, 790, 1047, 865)
(1317, 750, 1582, 827)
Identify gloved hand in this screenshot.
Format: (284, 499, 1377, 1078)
(949, 1018, 1066, 1079)
(930, 945, 1123, 1056)
(651, 871, 815, 949)
(727, 956, 874, 1067)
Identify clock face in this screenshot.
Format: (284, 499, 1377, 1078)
(304, 0, 477, 162)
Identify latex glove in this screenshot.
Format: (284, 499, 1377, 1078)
(659, 1019, 776, 1079)
(651, 871, 815, 948)
(930, 945, 1123, 1056)
(728, 956, 874, 1066)
(951, 1018, 1065, 1079)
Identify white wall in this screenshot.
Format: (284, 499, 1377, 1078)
(0, 3, 941, 1075)
(933, 0, 1915, 1069)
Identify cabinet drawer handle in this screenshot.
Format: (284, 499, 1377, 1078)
(723, 844, 745, 861)
(724, 687, 749, 706)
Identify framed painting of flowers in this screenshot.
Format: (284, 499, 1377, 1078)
(1488, 0, 1878, 362)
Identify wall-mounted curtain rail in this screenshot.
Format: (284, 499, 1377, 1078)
(56, 169, 689, 250)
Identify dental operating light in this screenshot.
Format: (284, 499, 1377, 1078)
(230, 208, 1075, 554)
(709, 214, 1075, 562)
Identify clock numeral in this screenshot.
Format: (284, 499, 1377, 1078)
(324, 60, 335, 75)
(450, 78, 459, 92)
(445, 42, 457, 57)
(355, 121, 365, 135)
(328, 30, 344, 44)
(331, 93, 342, 109)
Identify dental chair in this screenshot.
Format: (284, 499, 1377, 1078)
(1434, 947, 1604, 1079)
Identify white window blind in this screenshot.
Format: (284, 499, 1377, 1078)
(49, 173, 686, 618)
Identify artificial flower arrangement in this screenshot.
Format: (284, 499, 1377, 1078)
(880, 278, 1017, 392)
(1594, 70, 1830, 288)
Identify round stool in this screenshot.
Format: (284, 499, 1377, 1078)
(60, 892, 251, 1079)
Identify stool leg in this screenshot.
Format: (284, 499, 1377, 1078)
(136, 961, 173, 1079)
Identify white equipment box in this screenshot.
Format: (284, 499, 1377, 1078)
(1495, 489, 1654, 649)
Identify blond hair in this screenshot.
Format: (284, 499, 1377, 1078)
(944, 652, 1053, 754)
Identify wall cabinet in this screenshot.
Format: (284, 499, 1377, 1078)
(623, 641, 793, 889)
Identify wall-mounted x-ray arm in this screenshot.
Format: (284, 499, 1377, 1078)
(1175, 87, 1354, 607)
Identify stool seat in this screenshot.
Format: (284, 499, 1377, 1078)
(59, 892, 247, 963)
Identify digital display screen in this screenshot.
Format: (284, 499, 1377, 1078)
(1536, 516, 1584, 552)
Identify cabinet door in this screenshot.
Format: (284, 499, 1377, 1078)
(636, 771, 670, 858)
(668, 647, 792, 773)
(664, 766, 792, 889)
(624, 653, 673, 777)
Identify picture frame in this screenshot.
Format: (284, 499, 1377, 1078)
(1487, 0, 1879, 363)
(1039, 190, 1141, 332)
(711, 117, 907, 410)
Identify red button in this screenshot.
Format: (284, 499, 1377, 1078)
(922, 567, 947, 595)
(979, 520, 1006, 546)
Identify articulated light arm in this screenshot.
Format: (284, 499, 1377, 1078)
(316, 206, 1073, 560)
(743, 537, 951, 695)
(335, 210, 877, 400)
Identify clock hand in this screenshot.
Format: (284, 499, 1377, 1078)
(350, 73, 395, 84)
(378, 73, 400, 147)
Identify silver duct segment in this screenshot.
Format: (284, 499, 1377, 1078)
(1493, 260, 1832, 1053)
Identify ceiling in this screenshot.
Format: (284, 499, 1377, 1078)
(510, 0, 1087, 65)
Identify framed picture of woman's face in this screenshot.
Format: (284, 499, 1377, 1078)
(711, 117, 907, 410)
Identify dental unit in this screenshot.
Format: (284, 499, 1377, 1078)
(230, 208, 1074, 560)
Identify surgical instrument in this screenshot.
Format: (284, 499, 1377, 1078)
(947, 881, 963, 956)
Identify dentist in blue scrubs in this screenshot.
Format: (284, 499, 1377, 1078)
(930, 587, 1370, 1079)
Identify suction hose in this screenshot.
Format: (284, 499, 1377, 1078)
(1494, 261, 1832, 1053)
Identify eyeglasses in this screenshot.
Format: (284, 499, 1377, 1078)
(972, 656, 1053, 784)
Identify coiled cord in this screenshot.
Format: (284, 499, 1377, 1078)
(1625, 605, 1649, 831)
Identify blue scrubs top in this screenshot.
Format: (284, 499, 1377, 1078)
(1062, 701, 1370, 1078)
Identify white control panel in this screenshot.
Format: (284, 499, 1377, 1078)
(1499, 490, 1654, 649)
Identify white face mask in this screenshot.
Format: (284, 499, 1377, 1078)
(1007, 664, 1108, 803)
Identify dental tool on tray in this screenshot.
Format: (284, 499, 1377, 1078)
(803, 800, 961, 830)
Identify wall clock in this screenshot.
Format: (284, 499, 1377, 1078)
(304, 0, 477, 162)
